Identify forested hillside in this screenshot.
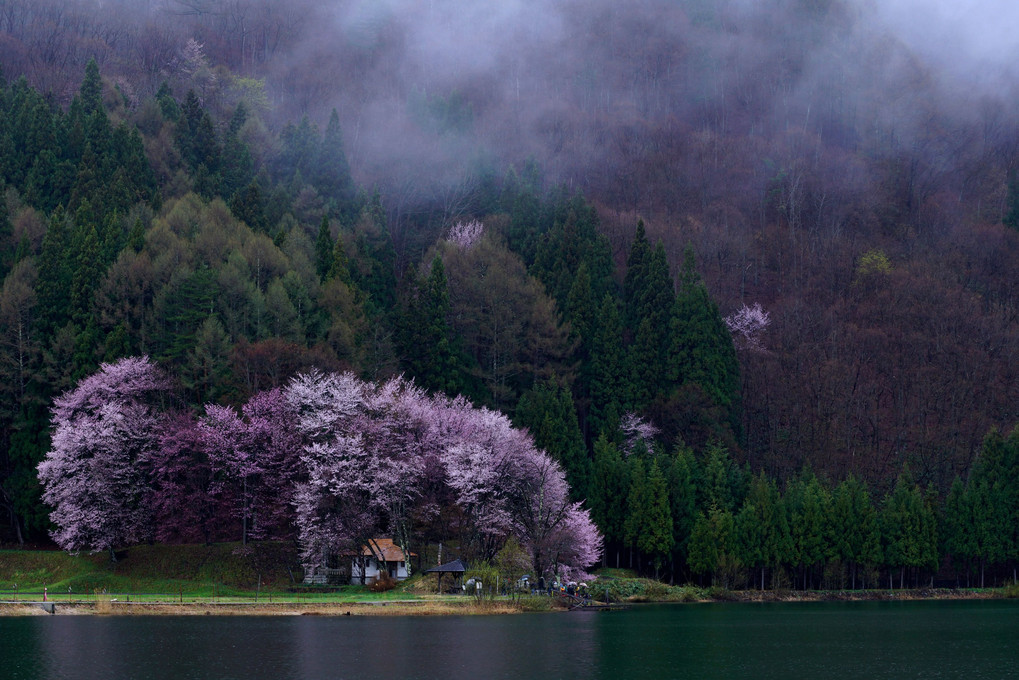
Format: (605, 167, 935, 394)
(3, 0, 1019, 587)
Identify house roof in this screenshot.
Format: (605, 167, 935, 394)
(424, 558, 469, 574)
(361, 538, 415, 561)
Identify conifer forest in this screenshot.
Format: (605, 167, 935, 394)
(3, 0, 1019, 588)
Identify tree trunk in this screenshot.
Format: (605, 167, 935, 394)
(11, 509, 23, 545)
(242, 476, 248, 546)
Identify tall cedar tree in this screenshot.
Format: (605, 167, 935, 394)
(588, 434, 629, 567)
(398, 257, 466, 395)
(514, 377, 591, 502)
(668, 245, 741, 436)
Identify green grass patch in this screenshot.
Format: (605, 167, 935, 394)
(589, 574, 709, 603)
(1, 543, 300, 594)
(0, 545, 442, 603)
(999, 583, 1019, 598)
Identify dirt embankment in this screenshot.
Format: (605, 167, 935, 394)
(0, 599, 528, 617)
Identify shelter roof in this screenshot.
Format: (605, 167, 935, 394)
(424, 558, 469, 573)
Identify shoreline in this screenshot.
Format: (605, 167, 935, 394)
(0, 599, 531, 617)
(0, 588, 1007, 616)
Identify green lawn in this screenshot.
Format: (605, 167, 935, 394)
(0, 543, 434, 603)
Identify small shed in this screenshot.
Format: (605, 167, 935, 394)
(424, 558, 469, 593)
(351, 538, 416, 585)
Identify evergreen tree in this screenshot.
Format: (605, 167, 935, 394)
(587, 293, 627, 439)
(664, 444, 698, 579)
(155, 81, 180, 121)
(514, 377, 591, 502)
(668, 244, 741, 435)
(315, 215, 334, 281)
(624, 456, 648, 568)
(687, 505, 737, 587)
(698, 441, 747, 513)
(229, 182, 266, 232)
(589, 434, 629, 567)
(787, 472, 831, 589)
(78, 59, 104, 119)
(349, 191, 397, 317)
(736, 473, 791, 590)
(176, 90, 220, 194)
(69, 201, 102, 327)
(0, 185, 11, 278)
(829, 476, 880, 589)
(880, 469, 938, 588)
(623, 219, 652, 335)
(221, 103, 254, 200)
(315, 109, 355, 210)
(36, 207, 72, 333)
(397, 257, 467, 395)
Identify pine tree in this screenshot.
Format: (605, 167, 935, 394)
(880, 469, 937, 588)
(78, 59, 103, 119)
(514, 377, 591, 502)
(589, 434, 629, 567)
(636, 458, 674, 576)
(736, 473, 791, 590)
(687, 505, 736, 586)
(624, 456, 648, 567)
(829, 476, 880, 589)
(664, 444, 697, 578)
(315, 109, 355, 209)
(220, 103, 254, 200)
(668, 244, 741, 435)
(787, 472, 830, 589)
(623, 220, 651, 335)
(398, 256, 467, 395)
(587, 293, 627, 439)
(36, 207, 72, 333)
(315, 215, 334, 281)
(69, 201, 102, 327)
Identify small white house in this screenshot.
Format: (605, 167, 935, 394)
(351, 538, 415, 584)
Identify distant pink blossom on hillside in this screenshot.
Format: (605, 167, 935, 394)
(725, 302, 771, 352)
(620, 412, 659, 454)
(448, 220, 484, 249)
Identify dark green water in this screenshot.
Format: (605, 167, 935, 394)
(2, 600, 1017, 679)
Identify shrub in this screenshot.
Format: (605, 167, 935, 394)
(369, 571, 397, 592)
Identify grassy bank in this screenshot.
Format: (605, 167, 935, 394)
(0, 542, 303, 598)
(2, 549, 1014, 615)
(0, 545, 557, 614)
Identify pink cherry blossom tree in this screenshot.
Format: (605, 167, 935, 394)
(287, 371, 425, 578)
(238, 388, 304, 540)
(725, 302, 771, 352)
(284, 369, 602, 579)
(447, 220, 484, 250)
(37, 357, 171, 560)
(620, 412, 660, 455)
(147, 412, 232, 545)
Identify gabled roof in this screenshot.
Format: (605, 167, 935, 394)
(361, 538, 415, 561)
(424, 558, 469, 574)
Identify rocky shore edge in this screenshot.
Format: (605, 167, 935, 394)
(2, 587, 1007, 616)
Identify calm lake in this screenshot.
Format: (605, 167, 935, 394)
(2, 600, 1017, 679)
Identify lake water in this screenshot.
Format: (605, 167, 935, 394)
(2, 600, 1017, 679)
